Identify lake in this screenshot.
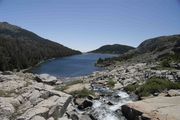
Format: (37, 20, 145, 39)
(31, 53, 117, 78)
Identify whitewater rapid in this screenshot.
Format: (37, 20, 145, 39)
(91, 91, 133, 120)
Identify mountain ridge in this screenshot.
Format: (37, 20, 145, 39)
(96, 34, 180, 66)
(0, 22, 81, 71)
(90, 44, 135, 54)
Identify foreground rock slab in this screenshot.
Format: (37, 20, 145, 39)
(35, 74, 58, 85)
(0, 72, 72, 120)
(122, 96, 180, 120)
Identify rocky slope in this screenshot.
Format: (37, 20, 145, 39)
(0, 71, 72, 120)
(134, 34, 180, 61)
(90, 44, 135, 54)
(89, 56, 180, 120)
(97, 34, 180, 66)
(56, 61, 180, 120)
(0, 22, 81, 71)
(137, 35, 180, 54)
(0, 61, 180, 120)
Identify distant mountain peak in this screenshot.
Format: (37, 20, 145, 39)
(90, 44, 135, 54)
(0, 22, 8, 24)
(0, 21, 21, 32)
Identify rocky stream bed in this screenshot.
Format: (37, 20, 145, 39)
(0, 62, 180, 120)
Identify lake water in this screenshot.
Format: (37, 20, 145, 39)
(31, 53, 117, 78)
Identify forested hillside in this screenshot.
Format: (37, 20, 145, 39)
(91, 44, 135, 54)
(0, 22, 81, 71)
(96, 35, 180, 66)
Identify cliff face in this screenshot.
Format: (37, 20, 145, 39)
(0, 22, 81, 71)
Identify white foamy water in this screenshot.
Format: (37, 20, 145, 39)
(91, 91, 133, 120)
(92, 100, 102, 108)
(109, 91, 132, 111)
(90, 107, 120, 120)
(117, 91, 130, 99)
(109, 99, 132, 111)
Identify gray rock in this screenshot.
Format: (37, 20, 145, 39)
(18, 101, 33, 114)
(74, 98, 86, 106)
(40, 91, 51, 99)
(177, 71, 180, 80)
(167, 89, 180, 97)
(79, 115, 92, 120)
(166, 75, 174, 80)
(122, 96, 180, 120)
(123, 78, 136, 86)
(0, 99, 15, 119)
(47, 117, 54, 120)
(0, 97, 20, 108)
(2, 71, 13, 75)
(0, 72, 73, 120)
(15, 95, 25, 105)
(36, 74, 57, 85)
(17, 96, 60, 119)
(114, 82, 123, 90)
(170, 63, 180, 69)
(66, 111, 79, 120)
(17, 106, 49, 120)
(55, 80, 63, 85)
(18, 94, 72, 120)
(58, 116, 71, 120)
(48, 105, 59, 119)
(28, 90, 42, 105)
(30, 115, 46, 120)
(0, 75, 27, 92)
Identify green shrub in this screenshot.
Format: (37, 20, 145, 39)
(107, 79, 116, 88)
(160, 59, 170, 67)
(160, 53, 180, 68)
(97, 58, 104, 64)
(169, 53, 180, 62)
(124, 84, 139, 92)
(69, 88, 95, 98)
(136, 78, 180, 97)
(124, 78, 180, 97)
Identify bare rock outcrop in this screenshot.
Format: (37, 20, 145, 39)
(35, 74, 58, 85)
(0, 72, 72, 120)
(122, 96, 180, 120)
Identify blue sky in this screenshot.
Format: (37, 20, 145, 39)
(0, 0, 180, 52)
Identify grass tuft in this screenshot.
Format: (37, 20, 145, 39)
(54, 79, 83, 91)
(69, 88, 94, 98)
(107, 79, 116, 88)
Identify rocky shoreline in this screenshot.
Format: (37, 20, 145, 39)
(0, 62, 180, 120)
